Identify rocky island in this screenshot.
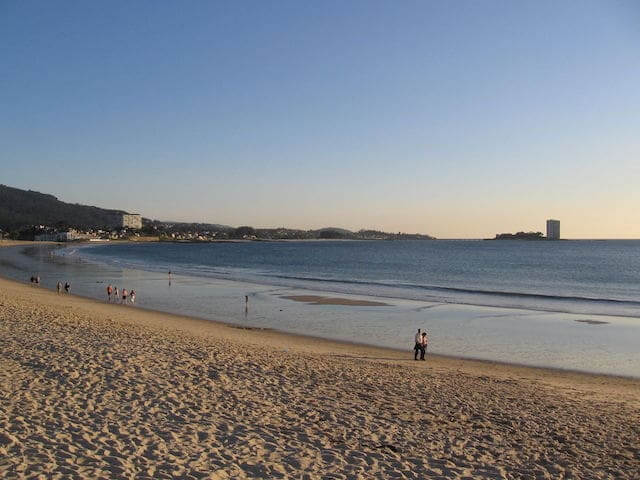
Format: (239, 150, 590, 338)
(490, 231, 546, 240)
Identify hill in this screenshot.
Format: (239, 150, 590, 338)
(0, 185, 130, 231)
(0, 185, 436, 240)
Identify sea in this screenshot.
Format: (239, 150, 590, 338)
(1, 240, 639, 377)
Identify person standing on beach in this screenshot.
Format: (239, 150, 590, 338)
(419, 332, 428, 361)
(107, 284, 113, 302)
(57, 281, 62, 294)
(130, 290, 136, 304)
(122, 288, 128, 304)
(114, 286, 118, 300)
(64, 282, 70, 294)
(414, 328, 422, 360)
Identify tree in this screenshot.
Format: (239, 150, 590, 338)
(232, 226, 256, 238)
(318, 229, 345, 239)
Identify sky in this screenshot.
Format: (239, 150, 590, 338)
(1, 1, 639, 238)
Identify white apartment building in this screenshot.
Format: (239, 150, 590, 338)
(546, 219, 560, 240)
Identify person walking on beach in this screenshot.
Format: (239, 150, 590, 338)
(419, 332, 428, 361)
(414, 328, 422, 360)
(130, 290, 136, 304)
(57, 281, 62, 294)
(121, 288, 128, 304)
(64, 282, 71, 294)
(107, 284, 113, 302)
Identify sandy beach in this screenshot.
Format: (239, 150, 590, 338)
(1, 267, 639, 479)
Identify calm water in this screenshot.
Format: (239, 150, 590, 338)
(2, 240, 640, 377)
(81, 240, 640, 317)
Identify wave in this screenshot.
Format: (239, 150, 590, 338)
(266, 274, 640, 307)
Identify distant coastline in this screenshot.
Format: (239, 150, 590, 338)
(0, 184, 437, 242)
(487, 231, 548, 241)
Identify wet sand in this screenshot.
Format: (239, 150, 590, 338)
(281, 295, 389, 306)
(1, 273, 639, 479)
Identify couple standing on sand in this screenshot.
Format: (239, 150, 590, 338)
(413, 328, 428, 361)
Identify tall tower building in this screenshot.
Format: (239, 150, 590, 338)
(546, 219, 560, 240)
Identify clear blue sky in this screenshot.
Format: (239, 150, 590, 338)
(2, 1, 639, 238)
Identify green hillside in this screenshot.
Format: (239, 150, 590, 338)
(0, 185, 129, 230)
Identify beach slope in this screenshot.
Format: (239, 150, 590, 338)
(0, 277, 638, 479)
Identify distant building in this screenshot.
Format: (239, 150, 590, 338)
(546, 219, 560, 240)
(121, 214, 142, 230)
(34, 230, 85, 242)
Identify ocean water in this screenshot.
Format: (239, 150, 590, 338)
(1, 240, 639, 377)
(80, 240, 640, 317)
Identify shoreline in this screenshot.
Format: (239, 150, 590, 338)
(11, 239, 640, 320)
(2, 240, 640, 379)
(1, 272, 639, 390)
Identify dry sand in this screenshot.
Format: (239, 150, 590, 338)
(1, 276, 639, 479)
